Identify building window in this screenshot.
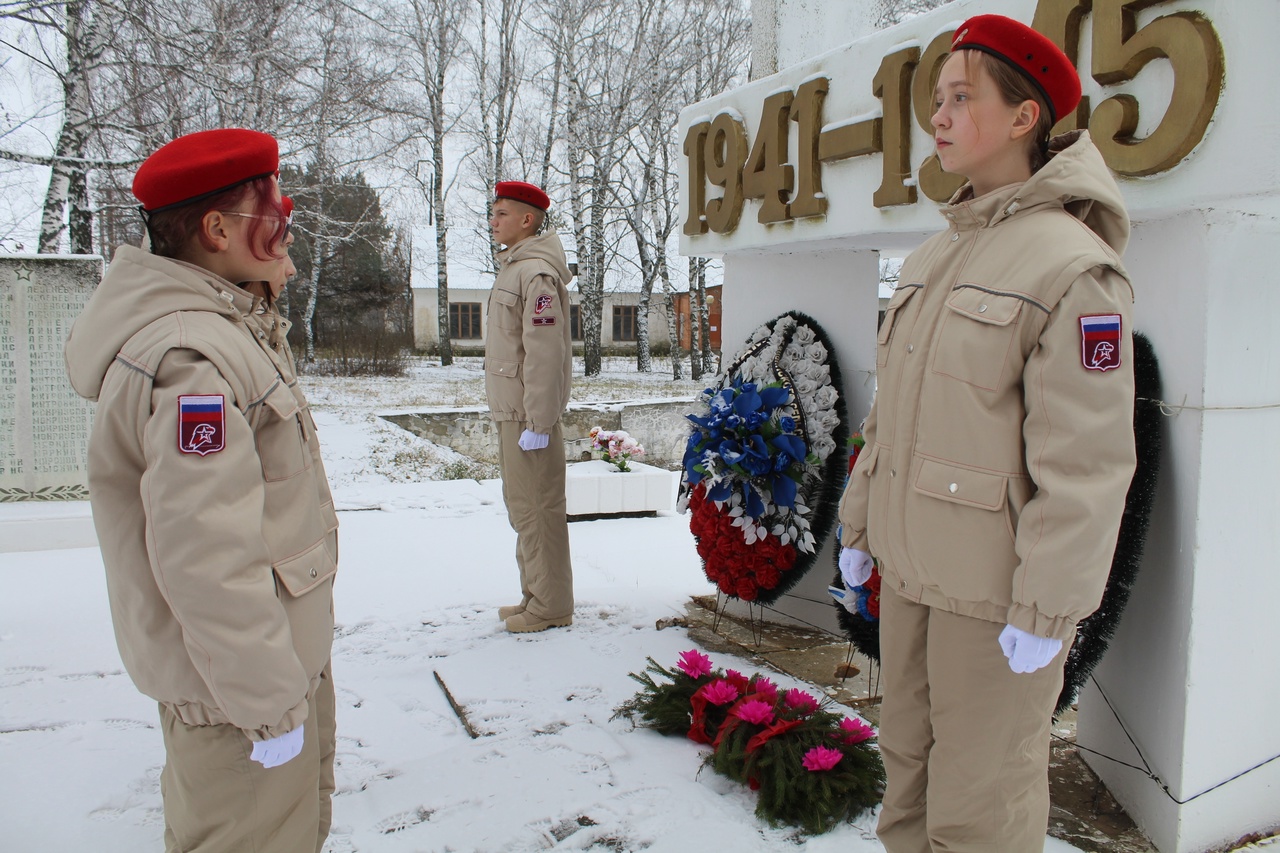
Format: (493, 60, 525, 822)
(450, 302, 482, 339)
(570, 304, 583, 341)
(612, 305, 638, 342)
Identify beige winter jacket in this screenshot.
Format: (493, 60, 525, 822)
(64, 246, 338, 741)
(838, 131, 1136, 641)
(485, 231, 574, 432)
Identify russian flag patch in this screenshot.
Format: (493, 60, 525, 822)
(178, 395, 226, 455)
(1079, 314, 1122, 372)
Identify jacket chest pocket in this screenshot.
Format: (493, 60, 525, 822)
(489, 287, 522, 331)
(877, 285, 921, 369)
(930, 287, 1026, 391)
(255, 383, 310, 482)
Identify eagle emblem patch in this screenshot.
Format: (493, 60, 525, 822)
(178, 395, 226, 455)
(1079, 314, 1122, 372)
(534, 294, 554, 315)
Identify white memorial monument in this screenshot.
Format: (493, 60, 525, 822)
(679, 0, 1278, 849)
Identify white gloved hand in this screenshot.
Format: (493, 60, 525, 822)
(518, 429, 549, 451)
(838, 547, 874, 588)
(249, 724, 305, 769)
(998, 625, 1063, 674)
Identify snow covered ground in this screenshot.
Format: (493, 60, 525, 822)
(1, 358, 1095, 852)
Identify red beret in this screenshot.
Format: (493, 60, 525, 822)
(495, 180, 550, 212)
(951, 15, 1081, 124)
(132, 128, 279, 213)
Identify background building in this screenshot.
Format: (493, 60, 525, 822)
(412, 286, 674, 355)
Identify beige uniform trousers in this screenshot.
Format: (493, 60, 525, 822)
(497, 420, 574, 620)
(877, 589, 1069, 853)
(159, 664, 336, 853)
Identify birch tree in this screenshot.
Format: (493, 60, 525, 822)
(682, 0, 749, 377)
(386, 0, 468, 364)
(290, 0, 394, 362)
(1, 0, 111, 253)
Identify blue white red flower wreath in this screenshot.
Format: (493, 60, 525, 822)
(679, 313, 848, 604)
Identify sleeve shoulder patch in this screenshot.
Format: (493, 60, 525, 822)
(178, 394, 226, 455)
(1079, 314, 1122, 372)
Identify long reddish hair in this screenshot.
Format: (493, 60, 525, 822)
(147, 175, 288, 261)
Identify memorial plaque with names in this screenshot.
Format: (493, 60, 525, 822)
(1, 255, 102, 501)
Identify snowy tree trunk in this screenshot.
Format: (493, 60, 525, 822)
(658, 261, 681, 380)
(581, 159, 609, 377)
(432, 41, 453, 365)
(38, 0, 94, 254)
(688, 257, 703, 381)
(539, 51, 561, 190)
(304, 234, 327, 364)
(698, 258, 714, 375)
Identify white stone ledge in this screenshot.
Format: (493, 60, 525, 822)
(0, 501, 98, 552)
(565, 460, 674, 517)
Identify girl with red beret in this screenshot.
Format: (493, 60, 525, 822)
(837, 15, 1136, 851)
(66, 129, 339, 853)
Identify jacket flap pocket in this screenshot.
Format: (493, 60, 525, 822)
(491, 288, 519, 306)
(487, 358, 520, 378)
(914, 459, 1006, 511)
(274, 539, 337, 597)
(261, 381, 300, 419)
(946, 287, 1023, 326)
(858, 444, 880, 476)
(878, 284, 920, 344)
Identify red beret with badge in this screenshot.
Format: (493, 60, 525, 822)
(132, 128, 279, 213)
(495, 180, 550, 212)
(951, 14, 1081, 124)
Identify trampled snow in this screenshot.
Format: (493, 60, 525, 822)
(0, 360, 1089, 852)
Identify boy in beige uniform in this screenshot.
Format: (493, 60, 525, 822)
(65, 130, 338, 853)
(485, 181, 575, 633)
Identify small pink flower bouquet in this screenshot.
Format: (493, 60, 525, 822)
(589, 426, 645, 472)
(613, 650, 884, 833)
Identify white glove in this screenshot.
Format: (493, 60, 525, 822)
(838, 547, 874, 588)
(827, 584, 860, 615)
(518, 429, 549, 451)
(249, 724, 305, 769)
(998, 625, 1063, 674)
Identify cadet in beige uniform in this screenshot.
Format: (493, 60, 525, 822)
(485, 181, 575, 633)
(65, 130, 338, 853)
(836, 17, 1136, 851)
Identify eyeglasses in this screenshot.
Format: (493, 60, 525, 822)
(218, 210, 292, 241)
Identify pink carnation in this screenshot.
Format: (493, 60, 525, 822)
(751, 677, 778, 702)
(839, 716, 876, 745)
(732, 698, 775, 726)
(801, 745, 844, 772)
(783, 688, 819, 716)
(676, 649, 713, 679)
(700, 679, 739, 706)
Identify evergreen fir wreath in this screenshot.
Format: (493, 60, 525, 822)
(679, 312, 849, 606)
(613, 650, 884, 834)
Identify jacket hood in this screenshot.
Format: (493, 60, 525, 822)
(950, 130, 1130, 256)
(65, 245, 244, 400)
(501, 230, 574, 283)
